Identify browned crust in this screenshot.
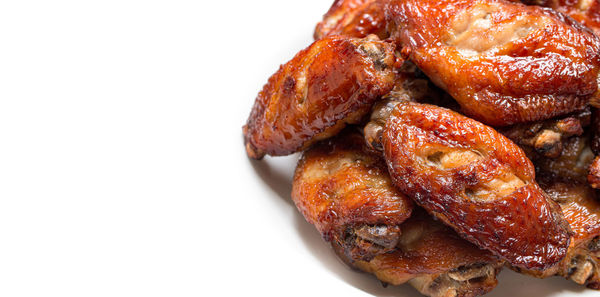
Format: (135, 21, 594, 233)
(353, 209, 503, 297)
(386, 0, 600, 126)
(382, 102, 572, 270)
(243, 35, 396, 159)
(314, 0, 389, 40)
(292, 129, 413, 261)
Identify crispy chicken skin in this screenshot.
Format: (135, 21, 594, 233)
(292, 130, 413, 262)
(243, 35, 396, 159)
(381, 102, 572, 270)
(352, 209, 503, 297)
(517, 177, 600, 289)
(386, 0, 600, 126)
(314, 0, 389, 40)
(521, 0, 600, 35)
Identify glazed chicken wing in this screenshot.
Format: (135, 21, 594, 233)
(380, 102, 572, 270)
(505, 113, 600, 288)
(353, 209, 503, 297)
(292, 129, 413, 261)
(243, 35, 396, 159)
(314, 0, 389, 40)
(386, 0, 600, 126)
(523, 177, 600, 289)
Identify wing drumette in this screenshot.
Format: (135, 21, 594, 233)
(386, 0, 600, 126)
(243, 35, 396, 159)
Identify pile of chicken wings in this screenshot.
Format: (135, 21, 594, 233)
(243, 1, 600, 296)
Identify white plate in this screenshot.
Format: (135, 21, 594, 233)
(1, 0, 596, 296)
(218, 1, 600, 296)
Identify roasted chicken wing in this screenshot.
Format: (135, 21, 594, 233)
(314, 0, 389, 40)
(381, 102, 572, 270)
(516, 176, 600, 289)
(292, 129, 413, 262)
(243, 35, 396, 159)
(386, 0, 600, 126)
(352, 209, 503, 297)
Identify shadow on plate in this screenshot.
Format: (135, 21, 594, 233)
(250, 157, 590, 297)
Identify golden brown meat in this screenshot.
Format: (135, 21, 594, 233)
(381, 102, 572, 270)
(521, 0, 600, 35)
(386, 0, 600, 126)
(292, 130, 413, 262)
(518, 177, 600, 289)
(352, 209, 503, 297)
(243, 35, 396, 159)
(314, 0, 389, 40)
(500, 109, 591, 158)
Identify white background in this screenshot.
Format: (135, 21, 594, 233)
(0, 0, 596, 296)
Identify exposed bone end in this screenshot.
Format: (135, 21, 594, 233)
(588, 156, 600, 189)
(353, 225, 401, 252)
(408, 263, 502, 297)
(242, 125, 265, 160)
(567, 255, 594, 285)
(560, 238, 600, 290)
(364, 121, 384, 151)
(358, 35, 395, 71)
(336, 224, 402, 262)
(556, 117, 585, 137)
(534, 129, 562, 158)
(584, 237, 600, 289)
(364, 100, 403, 151)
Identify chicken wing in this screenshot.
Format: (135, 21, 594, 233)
(314, 0, 389, 40)
(243, 35, 396, 159)
(517, 176, 600, 289)
(521, 0, 600, 35)
(352, 209, 503, 297)
(292, 129, 413, 262)
(381, 102, 572, 270)
(386, 0, 600, 126)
